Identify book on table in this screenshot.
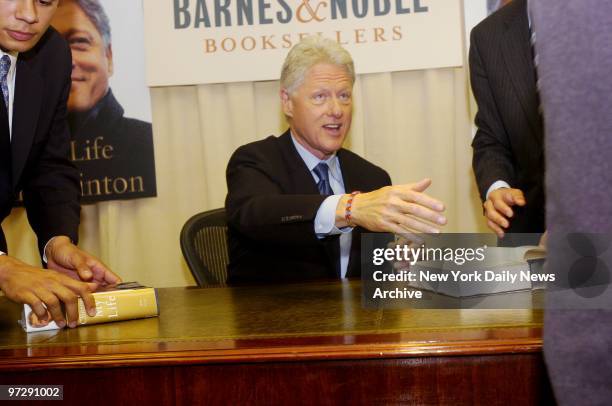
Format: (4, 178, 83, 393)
(20, 282, 159, 333)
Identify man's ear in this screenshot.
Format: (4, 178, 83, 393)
(280, 88, 293, 118)
(106, 44, 114, 77)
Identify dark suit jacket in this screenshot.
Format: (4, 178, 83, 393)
(0, 28, 80, 255)
(470, 0, 545, 233)
(68, 89, 157, 203)
(225, 131, 391, 285)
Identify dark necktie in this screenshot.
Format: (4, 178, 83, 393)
(0, 55, 10, 110)
(313, 162, 333, 195)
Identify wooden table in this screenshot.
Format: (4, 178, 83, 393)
(0, 281, 553, 405)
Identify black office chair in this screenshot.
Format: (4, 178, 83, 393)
(180, 208, 229, 287)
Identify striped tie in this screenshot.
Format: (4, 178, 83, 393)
(0, 55, 10, 110)
(313, 162, 333, 195)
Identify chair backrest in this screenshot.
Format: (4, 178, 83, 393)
(180, 208, 229, 286)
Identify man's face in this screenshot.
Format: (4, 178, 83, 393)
(282, 63, 353, 160)
(0, 0, 59, 53)
(51, 0, 112, 112)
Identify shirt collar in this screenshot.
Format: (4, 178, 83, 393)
(290, 131, 342, 183)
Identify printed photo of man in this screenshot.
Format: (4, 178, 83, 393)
(51, 0, 157, 203)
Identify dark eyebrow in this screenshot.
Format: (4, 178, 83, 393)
(63, 29, 95, 41)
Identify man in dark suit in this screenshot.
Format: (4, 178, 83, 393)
(0, 0, 120, 329)
(226, 36, 447, 285)
(470, 0, 545, 240)
(51, 0, 156, 202)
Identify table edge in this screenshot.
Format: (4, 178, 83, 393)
(0, 337, 543, 371)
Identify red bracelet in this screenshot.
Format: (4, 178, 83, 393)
(345, 191, 361, 226)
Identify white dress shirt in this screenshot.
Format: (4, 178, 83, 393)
(486, 180, 511, 199)
(290, 134, 353, 278)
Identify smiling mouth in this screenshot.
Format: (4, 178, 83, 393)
(323, 124, 342, 130)
(322, 124, 344, 137)
(7, 30, 35, 42)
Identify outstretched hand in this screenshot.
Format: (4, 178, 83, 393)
(336, 178, 447, 235)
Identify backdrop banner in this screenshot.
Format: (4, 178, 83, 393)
(143, 0, 464, 86)
(52, 0, 157, 203)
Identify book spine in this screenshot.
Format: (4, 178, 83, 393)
(77, 288, 159, 326)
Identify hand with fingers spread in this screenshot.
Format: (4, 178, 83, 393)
(0, 255, 98, 329)
(335, 178, 447, 234)
(0, 237, 121, 329)
(483, 188, 526, 238)
(45, 236, 121, 288)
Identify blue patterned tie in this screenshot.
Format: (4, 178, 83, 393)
(313, 162, 333, 195)
(0, 55, 10, 110)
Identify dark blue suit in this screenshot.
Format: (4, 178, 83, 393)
(225, 131, 391, 285)
(0, 28, 80, 256)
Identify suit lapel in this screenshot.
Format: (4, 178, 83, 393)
(501, 0, 543, 148)
(337, 149, 357, 193)
(278, 130, 320, 195)
(12, 57, 43, 184)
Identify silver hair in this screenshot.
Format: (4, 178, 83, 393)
(68, 0, 112, 47)
(280, 36, 355, 94)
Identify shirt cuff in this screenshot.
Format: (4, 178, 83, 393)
(315, 195, 353, 237)
(485, 180, 511, 200)
(42, 237, 61, 264)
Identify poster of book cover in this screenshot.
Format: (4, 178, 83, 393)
(51, 0, 157, 203)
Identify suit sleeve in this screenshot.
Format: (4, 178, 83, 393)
(470, 28, 517, 202)
(225, 144, 328, 246)
(23, 43, 80, 255)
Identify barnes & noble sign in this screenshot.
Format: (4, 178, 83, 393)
(144, 0, 463, 85)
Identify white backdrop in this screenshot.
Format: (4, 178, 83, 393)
(102, 0, 151, 122)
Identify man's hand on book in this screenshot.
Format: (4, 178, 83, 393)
(0, 255, 97, 328)
(484, 188, 526, 238)
(45, 236, 121, 289)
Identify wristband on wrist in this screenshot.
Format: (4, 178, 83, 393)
(345, 191, 361, 226)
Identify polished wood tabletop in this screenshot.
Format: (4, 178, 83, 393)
(0, 280, 543, 371)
